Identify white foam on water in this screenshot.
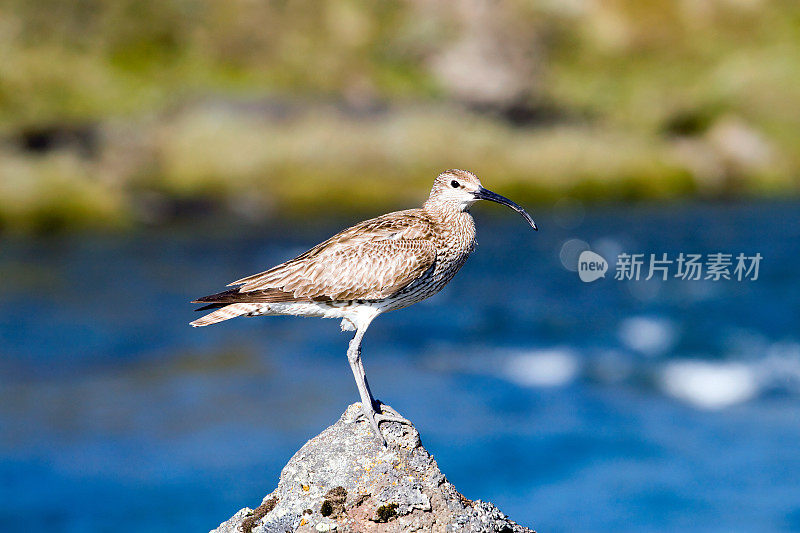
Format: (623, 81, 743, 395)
(502, 348, 581, 387)
(659, 360, 759, 409)
(618, 316, 677, 356)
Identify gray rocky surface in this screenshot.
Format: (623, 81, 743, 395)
(211, 403, 534, 533)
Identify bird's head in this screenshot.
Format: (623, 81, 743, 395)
(426, 169, 537, 230)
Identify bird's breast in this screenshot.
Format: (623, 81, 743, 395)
(374, 214, 475, 312)
(435, 211, 476, 258)
(424, 213, 477, 286)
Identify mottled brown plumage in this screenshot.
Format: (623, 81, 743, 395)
(190, 169, 537, 444)
(229, 214, 439, 299)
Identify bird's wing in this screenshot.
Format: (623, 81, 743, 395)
(222, 211, 438, 300)
(230, 239, 437, 300)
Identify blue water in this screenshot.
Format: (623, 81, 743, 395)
(1, 201, 799, 532)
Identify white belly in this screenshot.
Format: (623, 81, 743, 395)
(247, 300, 383, 331)
(247, 300, 353, 319)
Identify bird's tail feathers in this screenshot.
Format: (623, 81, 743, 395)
(190, 303, 262, 327)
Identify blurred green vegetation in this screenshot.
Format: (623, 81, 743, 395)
(0, 0, 798, 232)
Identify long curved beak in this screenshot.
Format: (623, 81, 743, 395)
(473, 187, 538, 231)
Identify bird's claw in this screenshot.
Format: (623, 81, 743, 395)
(358, 403, 412, 446)
(375, 411, 412, 426)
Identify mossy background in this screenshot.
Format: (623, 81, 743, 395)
(1, 0, 799, 232)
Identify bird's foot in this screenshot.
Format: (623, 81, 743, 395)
(358, 402, 412, 446)
(375, 410, 411, 427)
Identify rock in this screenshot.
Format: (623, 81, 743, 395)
(211, 403, 534, 533)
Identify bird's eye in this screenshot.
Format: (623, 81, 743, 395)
(450, 180, 460, 188)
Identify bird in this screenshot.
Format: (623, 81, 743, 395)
(190, 169, 537, 444)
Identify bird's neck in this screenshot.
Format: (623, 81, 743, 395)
(423, 201, 458, 221)
(423, 203, 476, 251)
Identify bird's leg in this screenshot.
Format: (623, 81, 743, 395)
(351, 354, 412, 428)
(346, 324, 383, 442)
(346, 320, 413, 445)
